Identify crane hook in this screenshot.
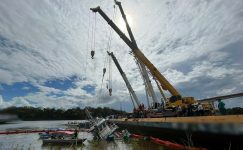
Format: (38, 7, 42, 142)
(91, 50, 95, 59)
(109, 88, 112, 96)
(103, 68, 106, 76)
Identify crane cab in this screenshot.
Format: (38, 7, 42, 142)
(166, 96, 196, 108)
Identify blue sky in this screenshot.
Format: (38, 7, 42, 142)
(0, 0, 243, 111)
(0, 82, 39, 100)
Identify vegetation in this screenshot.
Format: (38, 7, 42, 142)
(0, 106, 126, 121)
(226, 107, 243, 115)
(1, 106, 242, 121)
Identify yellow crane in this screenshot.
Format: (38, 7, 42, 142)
(90, 1, 195, 109)
(90, 0, 243, 118)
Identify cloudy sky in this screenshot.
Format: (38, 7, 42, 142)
(0, 0, 243, 111)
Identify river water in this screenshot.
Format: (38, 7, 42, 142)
(0, 120, 164, 150)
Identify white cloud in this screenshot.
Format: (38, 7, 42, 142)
(216, 88, 237, 96)
(35, 84, 61, 94)
(0, 0, 243, 111)
(0, 95, 11, 109)
(0, 95, 3, 105)
(22, 86, 30, 90)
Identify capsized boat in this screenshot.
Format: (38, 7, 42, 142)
(85, 108, 118, 140)
(78, 120, 91, 129)
(89, 118, 118, 140)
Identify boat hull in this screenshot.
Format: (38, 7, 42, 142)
(42, 138, 86, 145)
(111, 115, 243, 149)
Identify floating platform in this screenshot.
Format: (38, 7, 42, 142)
(111, 115, 243, 149)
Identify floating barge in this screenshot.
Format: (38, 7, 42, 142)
(111, 115, 243, 149)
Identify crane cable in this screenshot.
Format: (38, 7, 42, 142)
(81, 11, 91, 107)
(107, 5, 117, 52)
(84, 12, 91, 76)
(84, 13, 92, 71)
(95, 5, 117, 98)
(107, 5, 117, 96)
(91, 13, 96, 59)
(108, 53, 112, 96)
(100, 53, 108, 92)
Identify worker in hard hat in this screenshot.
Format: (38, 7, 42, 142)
(218, 99, 226, 115)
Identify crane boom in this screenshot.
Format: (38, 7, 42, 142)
(114, 0, 137, 47)
(115, 0, 158, 104)
(107, 51, 141, 108)
(198, 93, 243, 103)
(136, 59, 159, 103)
(90, 6, 181, 100)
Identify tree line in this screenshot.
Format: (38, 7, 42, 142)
(0, 106, 126, 121)
(0, 106, 242, 121)
(226, 107, 243, 115)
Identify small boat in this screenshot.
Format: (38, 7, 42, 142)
(39, 128, 66, 139)
(78, 121, 91, 129)
(40, 130, 86, 145)
(42, 138, 86, 145)
(64, 121, 80, 129)
(39, 132, 51, 139)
